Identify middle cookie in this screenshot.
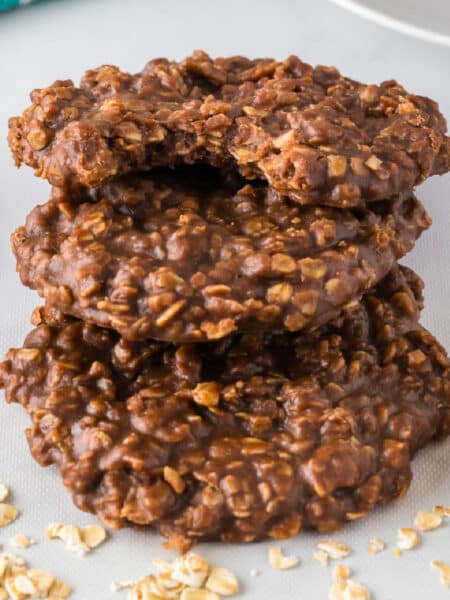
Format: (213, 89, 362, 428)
(12, 167, 429, 343)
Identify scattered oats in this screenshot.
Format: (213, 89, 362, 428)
(152, 559, 173, 574)
(393, 548, 402, 558)
(180, 589, 220, 600)
(414, 510, 442, 531)
(329, 577, 371, 600)
(0, 483, 9, 503)
(268, 546, 300, 570)
(8, 535, 36, 550)
(397, 528, 420, 551)
(0, 505, 18, 528)
(145, 572, 185, 598)
(110, 580, 132, 592)
(112, 553, 240, 600)
(205, 567, 239, 596)
(0, 553, 70, 599)
(367, 538, 385, 555)
(46, 523, 106, 555)
(329, 577, 347, 600)
(313, 549, 329, 567)
(12, 574, 36, 595)
(249, 569, 260, 577)
(46, 524, 88, 556)
(80, 525, 106, 549)
(433, 505, 450, 517)
(333, 564, 351, 580)
(317, 540, 352, 560)
(171, 553, 211, 588)
(0, 553, 26, 579)
(29, 569, 58, 597)
(431, 560, 450, 588)
(48, 579, 72, 598)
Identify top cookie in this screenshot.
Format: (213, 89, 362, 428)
(8, 51, 449, 205)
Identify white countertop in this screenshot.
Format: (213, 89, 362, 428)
(0, 1, 449, 598)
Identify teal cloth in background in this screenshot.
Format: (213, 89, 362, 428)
(0, 0, 37, 10)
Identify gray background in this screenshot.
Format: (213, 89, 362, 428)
(0, 1, 449, 598)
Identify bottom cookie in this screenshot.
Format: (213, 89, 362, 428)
(1, 266, 449, 551)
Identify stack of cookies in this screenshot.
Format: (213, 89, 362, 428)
(1, 52, 450, 551)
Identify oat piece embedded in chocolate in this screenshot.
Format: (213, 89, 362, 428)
(1, 266, 449, 550)
(8, 51, 449, 205)
(12, 166, 430, 343)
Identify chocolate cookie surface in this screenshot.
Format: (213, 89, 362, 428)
(1, 267, 449, 550)
(8, 51, 449, 205)
(12, 167, 430, 343)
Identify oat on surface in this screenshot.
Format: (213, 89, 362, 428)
(333, 564, 351, 580)
(317, 540, 352, 560)
(8, 536, 36, 550)
(414, 510, 442, 531)
(0, 483, 9, 503)
(180, 589, 220, 600)
(268, 546, 300, 570)
(170, 554, 211, 589)
(432, 505, 450, 517)
(205, 567, 239, 596)
(46, 523, 106, 555)
(111, 552, 238, 599)
(0, 505, 18, 528)
(431, 560, 450, 588)
(329, 578, 371, 600)
(0, 553, 71, 599)
(367, 538, 385, 555)
(313, 549, 329, 567)
(396, 528, 420, 551)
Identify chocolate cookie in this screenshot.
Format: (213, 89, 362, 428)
(8, 51, 449, 205)
(11, 166, 430, 343)
(1, 267, 449, 550)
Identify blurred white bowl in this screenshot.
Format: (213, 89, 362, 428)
(329, 0, 450, 47)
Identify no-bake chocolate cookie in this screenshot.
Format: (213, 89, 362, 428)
(8, 51, 449, 205)
(11, 166, 430, 343)
(1, 267, 449, 550)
